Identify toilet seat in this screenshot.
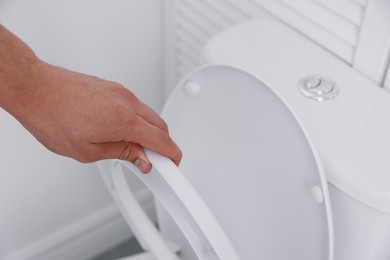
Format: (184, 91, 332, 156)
(100, 65, 334, 259)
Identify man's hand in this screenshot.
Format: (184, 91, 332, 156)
(0, 25, 181, 173)
(21, 62, 181, 173)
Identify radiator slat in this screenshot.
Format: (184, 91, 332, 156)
(252, 0, 355, 61)
(182, 0, 235, 27)
(170, 0, 368, 84)
(176, 4, 218, 36)
(175, 14, 212, 43)
(280, 0, 359, 45)
(176, 28, 204, 54)
(203, 0, 250, 22)
(177, 41, 200, 65)
(350, 0, 368, 7)
(177, 55, 197, 73)
(315, 0, 364, 25)
(225, 0, 270, 18)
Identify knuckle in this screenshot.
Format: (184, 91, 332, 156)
(114, 84, 137, 101)
(113, 105, 136, 124)
(109, 82, 125, 92)
(119, 144, 132, 161)
(122, 114, 138, 126)
(161, 132, 171, 143)
(119, 143, 141, 162)
(113, 104, 128, 117)
(161, 120, 169, 132)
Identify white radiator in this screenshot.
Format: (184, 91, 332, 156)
(164, 0, 390, 94)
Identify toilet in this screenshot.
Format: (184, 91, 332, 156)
(98, 18, 390, 260)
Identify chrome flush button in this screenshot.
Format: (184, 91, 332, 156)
(298, 75, 339, 101)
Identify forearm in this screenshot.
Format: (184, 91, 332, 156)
(0, 24, 181, 169)
(0, 24, 42, 118)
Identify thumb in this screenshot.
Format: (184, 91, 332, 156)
(95, 142, 152, 173)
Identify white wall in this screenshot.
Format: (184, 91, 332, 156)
(0, 0, 163, 259)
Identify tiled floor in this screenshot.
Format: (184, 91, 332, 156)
(90, 238, 143, 260)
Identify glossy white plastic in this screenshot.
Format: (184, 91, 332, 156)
(99, 151, 240, 260)
(157, 65, 333, 260)
(202, 18, 390, 213)
(201, 17, 390, 260)
(99, 64, 334, 260)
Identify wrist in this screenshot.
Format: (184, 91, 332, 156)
(0, 25, 47, 119)
(0, 56, 45, 117)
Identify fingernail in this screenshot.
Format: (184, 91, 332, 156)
(135, 159, 148, 173)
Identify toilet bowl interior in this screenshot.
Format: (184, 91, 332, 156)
(157, 65, 333, 260)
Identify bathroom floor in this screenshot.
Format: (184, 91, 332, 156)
(90, 238, 143, 260)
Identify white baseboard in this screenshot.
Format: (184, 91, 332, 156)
(2, 189, 155, 260)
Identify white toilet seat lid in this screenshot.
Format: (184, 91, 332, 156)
(156, 65, 334, 259)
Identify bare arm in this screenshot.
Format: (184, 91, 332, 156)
(0, 24, 181, 173)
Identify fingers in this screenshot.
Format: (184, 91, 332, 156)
(119, 87, 169, 133)
(98, 88, 182, 166)
(132, 102, 183, 165)
(133, 99, 169, 133)
(95, 142, 152, 173)
(126, 115, 182, 166)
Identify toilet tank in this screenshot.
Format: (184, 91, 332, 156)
(201, 18, 390, 219)
(200, 18, 390, 260)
